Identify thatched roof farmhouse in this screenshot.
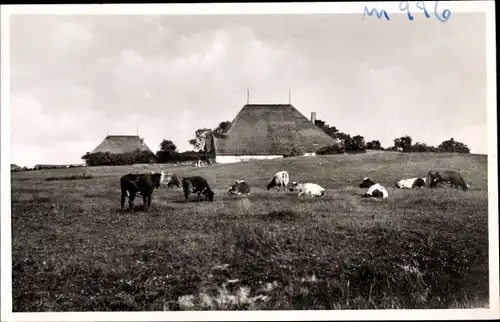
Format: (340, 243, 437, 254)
(205, 104, 338, 164)
(91, 135, 154, 155)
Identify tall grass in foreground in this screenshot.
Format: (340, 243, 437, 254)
(11, 153, 489, 310)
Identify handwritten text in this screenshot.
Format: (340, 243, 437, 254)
(362, 1, 452, 22)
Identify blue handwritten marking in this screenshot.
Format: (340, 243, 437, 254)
(434, 0, 452, 22)
(362, 1, 451, 22)
(362, 6, 391, 21)
(399, 1, 414, 21)
(416, 1, 431, 19)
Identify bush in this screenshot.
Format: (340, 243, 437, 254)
(156, 151, 211, 164)
(366, 140, 383, 150)
(82, 149, 156, 166)
(411, 142, 439, 153)
(287, 146, 306, 157)
(438, 138, 470, 153)
(316, 144, 346, 155)
(46, 174, 93, 181)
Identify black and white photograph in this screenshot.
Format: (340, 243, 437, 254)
(1, 1, 498, 321)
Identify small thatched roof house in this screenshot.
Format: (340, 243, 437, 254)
(91, 135, 154, 155)
(205, 104, 338, 164)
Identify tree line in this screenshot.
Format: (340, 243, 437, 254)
(312, 118, 470, 154)
(80, 118, 470, 166)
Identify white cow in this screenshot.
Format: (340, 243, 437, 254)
(395, 177, 427, 189)
(266, 170, 290, 192)
(290, 182, 326, 198)
(359, 177, 389, 199)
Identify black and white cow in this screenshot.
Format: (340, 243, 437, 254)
(229, 180, 251, 195)
(162, 173, 182, 188)
(289, 182, 326, 198)
(359, 177, 389, 199)
(267, 170, 290, 192)
(395, 177, 427, 189)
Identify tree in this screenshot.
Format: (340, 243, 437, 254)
(411, 142, 438, 152)
(314, 119, 326, 128)
(189, 121, 231, 151)
(156, 139, 179, 163)
(188, 128, 212, 151)
(350, 135, 367, 152)
(212, 121, 231, 137)
(366, 140, 382, 150)
(159, 140, 177, 154)
(394, 135, 413, 152)
(438, 138, 470, 153)
(315, 119, 339, 138)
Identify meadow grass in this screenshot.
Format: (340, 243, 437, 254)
(11, 152, 489, 311)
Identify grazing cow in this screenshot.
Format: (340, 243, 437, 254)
(427, 170, 469, 191)
(359, 177, 389, 199)
(162, 173, 182, 188)
(395, 177, 427, 189)
(182, 176, 215, 202)
(267, 170, 290, 192)
(289, 182, 326, 198)
(120, 171, 162, 213)
(229, 180, 251, 195)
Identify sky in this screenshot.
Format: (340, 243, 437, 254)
(9, 12, 488, 168)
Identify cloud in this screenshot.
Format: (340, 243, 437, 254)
(11, 93, 103, 167)
(8, 14, 488, 167)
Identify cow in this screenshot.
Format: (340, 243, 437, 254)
(289, 182, 326, 198)
(162, 173, 182, 188)
(120, 171, 163, 213)
(395, 177, 427, 189)
(427, 170, 469, 191)
(182, 176, 215, 202)
(359, 177, 389, 199)
(267, 170, 290, 192)
(229, 180, 251, 195)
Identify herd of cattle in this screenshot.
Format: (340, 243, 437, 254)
(119, 168, 470, 213)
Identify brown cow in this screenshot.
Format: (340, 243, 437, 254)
(427, 170, 469, 191)
(120, 172, 162, 213)
(182, 176, 215, 202)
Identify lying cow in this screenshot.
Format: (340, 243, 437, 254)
(267, 170, 290, 192)
(162, 173, 182, 188)
(120, 171, 163, 213)
(289, 182, 326, 198)
(427, 170, 469, 191)
(229, 180, 251, 195)
(395, 177, 427, 189)
(182, 176, 215, 202)
(359, 177, 388, 199)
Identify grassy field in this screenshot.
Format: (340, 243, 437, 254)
(11, 152, 489, 311)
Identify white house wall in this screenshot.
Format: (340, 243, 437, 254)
(215, 153, 317, 164)
(215, 155, 283, 164)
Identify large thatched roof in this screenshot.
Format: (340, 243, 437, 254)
(210, 104, 337, 156)
(91, 135, 154, 154)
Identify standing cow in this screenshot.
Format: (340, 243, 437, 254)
(427, 170, 469, 191)
(182, 176, 215, 202)
(162, 173, 182, 188)
(120, 171, 163, 213)
(359, 177, 389, 199)
(267, 170, 290, 192)
(395, 177, 427, 189)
